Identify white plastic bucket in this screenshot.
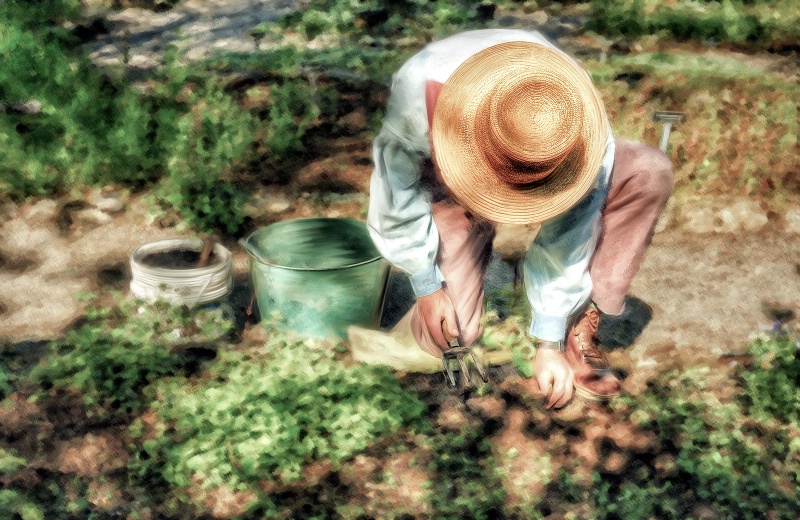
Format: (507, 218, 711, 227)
(130, 238, 232, 306)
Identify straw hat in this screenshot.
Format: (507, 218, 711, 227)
(431, 41, 609, 224)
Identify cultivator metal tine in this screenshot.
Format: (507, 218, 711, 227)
(441, 338, 489, 389)
(442, 355, 458, 387)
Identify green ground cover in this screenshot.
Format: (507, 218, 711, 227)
(1, 294, 798, 518)
(587, 0, 800, 50)
(2, 0, 798, 226)
(1, 0, 799, 518)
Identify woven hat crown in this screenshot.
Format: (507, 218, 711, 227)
(477, 73, 585, 186)
(432, 41, 609, 224)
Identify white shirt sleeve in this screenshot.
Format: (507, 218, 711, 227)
(524, 137, 616, 342)
(366, 58, 444, 297)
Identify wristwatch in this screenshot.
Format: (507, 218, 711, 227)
(538, 340, 565, 352)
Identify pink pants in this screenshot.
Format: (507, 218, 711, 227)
(410, 139, 674, 354)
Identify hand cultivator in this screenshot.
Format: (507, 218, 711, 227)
(442, 337, 489, 390)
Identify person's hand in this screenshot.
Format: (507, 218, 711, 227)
(534, 348, 575, 409)
(415, 289, 459, 357)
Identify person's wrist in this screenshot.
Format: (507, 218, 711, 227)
(537, 340, 565, 353)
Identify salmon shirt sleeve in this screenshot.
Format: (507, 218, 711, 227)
(366, 29, 615, 341)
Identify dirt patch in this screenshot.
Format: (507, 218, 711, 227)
(0, 393, 45, 440)
(140, 249, 217, 268)
(51, 429, 130, 478)
(96, 262, 129, 289)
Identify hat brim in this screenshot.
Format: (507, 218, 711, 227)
(432, 41, 609, 224)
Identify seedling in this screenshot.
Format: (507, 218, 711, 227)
(651, 110, 686, 153)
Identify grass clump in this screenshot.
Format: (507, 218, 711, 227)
(587, 0, 800, 49)
(278, 0, 487, 42)
(554, 326, 800, 519)
(428, 430, 505, 519)
(27, 298, 235, 418)
(586, 51, 799, 201)
(0, 3, 164, 199)
(130, 333, 427, 516)
(157, 83, 257, 235)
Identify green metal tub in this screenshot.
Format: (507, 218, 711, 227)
(241, 218, 391, 339)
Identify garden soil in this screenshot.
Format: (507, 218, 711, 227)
(1, 1, 799, 516)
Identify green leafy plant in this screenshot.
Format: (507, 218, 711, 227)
(157, 85, 256, 234)
(740, 327, 800, 424)
(428, 429, 505, 519)
(28, 298, 235, 417)
(587, 0, 799, 48)
(130, 333, 427, 513)
(562, 327, 800, 519)
(0, 4, 168, 199)
(0, 362, 12, 398)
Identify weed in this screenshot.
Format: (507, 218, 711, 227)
(157, 84, 256, 235)
(26, 298, 235, 418)
(740, 327, 800, 424)
(587, 0, 799, 49)
(564, 327, 800, 519)
(129, 332, 427, 515)
(427, 429, 505, 519)
(0, 363, 12, 399)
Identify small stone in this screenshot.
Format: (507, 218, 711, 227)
(783, 208, 800, 234)
(531, 10, 548, 25)
(75, 208, 113, 226)
(267, 196, 292, 214)
(25, 199, 59, 222)
(93, 197, 125, 213)
(636, 357, 659, 369)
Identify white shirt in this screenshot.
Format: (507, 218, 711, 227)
(367, 29, 616, 342)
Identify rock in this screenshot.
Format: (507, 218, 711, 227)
(679, 197, 768, 234)
(92, 196, 125, 213)
(25, 199, 59, 222)
(531, 10, 548, 25)
(266, 195, 292, 214)
(75, 208, 113, 226)
(244, 193, 292, 219)
(784, 207, 800, 234)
